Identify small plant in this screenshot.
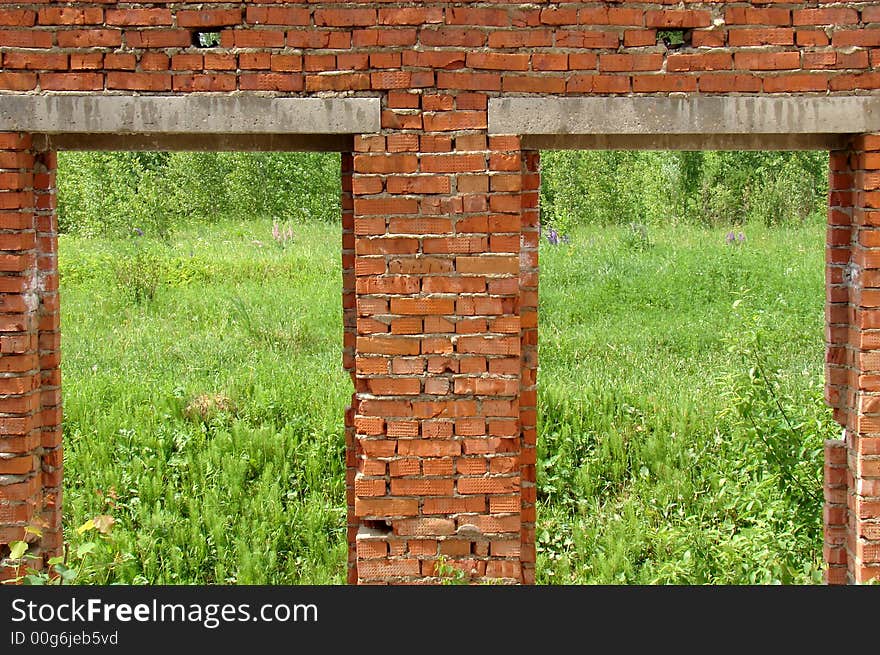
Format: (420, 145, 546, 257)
(433, 555, 471, 585)
(113, 233, 165, 304)
(542, 225, 570, 246)
(620, 222, 653, 251)
(3, 515, 121, 585)
(725, 231, 746, 246)
(194, 31, 221, 48)
(271, 221, 295, 250)
(657, 29, 687, 49)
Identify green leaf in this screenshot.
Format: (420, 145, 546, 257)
(9, 541, 28, 560)
(76, 542, 97, 558)
(22, 574, 47, 585)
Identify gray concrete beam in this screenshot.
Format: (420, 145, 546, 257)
(0, 94, 380, 136)
(35, 132, 352, 152)
(521, 133, 849, 151)
(490, 96, 880, 147)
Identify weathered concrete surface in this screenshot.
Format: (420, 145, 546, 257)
(520, 133, 849, 151)
(0, 94, 380, 135)
(490, 96, 880, 147)
(34, 133, 353, 152)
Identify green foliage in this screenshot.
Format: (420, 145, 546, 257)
(535, 222, 827, 584)
(434, 555, 471, 585)
(59, 219, 348, 584)
(55, 219, 831, 585)
(618, 222, 653, 252)
(57, 152, 341, 238)
(112, 237, 167, 304)
(3, 517, 127, 585)
(539, 150, 828, 232)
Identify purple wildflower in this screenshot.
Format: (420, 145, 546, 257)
(725, 231, 735, 245)
(546, 227, 560, 246)
(737, 232, 746, 243)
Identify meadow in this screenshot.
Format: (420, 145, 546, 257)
(52, 214, 833, 585)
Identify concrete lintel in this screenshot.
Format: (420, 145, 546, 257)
(489, 96, 880, 140)
(0, 94, 380, 135)
(36, 132, 353, 152)
(522, 133, 848, 151)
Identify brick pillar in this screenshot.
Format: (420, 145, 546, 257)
(341, 152, 358, 585)
(826, 134, 880, 584)
(350, 95, 528, 584)
(824, 439, 848, 584)
(0, 134, 59, 582)
(518, 147, 540, 585)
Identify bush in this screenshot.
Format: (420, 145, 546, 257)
(539, 150, 828, 231)
(57, 152, 341, 238)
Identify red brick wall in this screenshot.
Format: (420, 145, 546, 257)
(0, 133, 59, 582)
(0, 3, 878, 94)
(827, 134, 880, 583)
(1, 2, 880, 584)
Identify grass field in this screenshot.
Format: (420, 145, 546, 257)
(55, 218, 834, 584)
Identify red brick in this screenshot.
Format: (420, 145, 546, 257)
(107, 72, 170, 91)
(447, 7, 510, 27)
(437, 72, 501, 92)
(794, 9, 859, 26)
(667, 53, 732, 72)
(724, 8, 791, 26)
(306, 73, 368, 92)
(632, 74, 698, 93)
(379, 8, 443, 26)
(466, 52, 529, 71)
(178, 9, 242, 28)
(39, 73, 102, 91)
(0, 30, 52, 48)
(36, 8, 102, 26)
(173, 74, 236, 93)
(728, 28, 794, 46)
(57, 29, 122, 48)
(646, 10, 711, 29)
(390, 479, 455, 496)
(555, 30, 619, 49)
(624, 30, 657, 47)
(735, 52, 801, 70)
(105, 9, 172, 26)
(762, 73, 829, 92)
(124, 29, 190, 48)
(489, 30, 551, 49)
(246, 7, 309, 26)
(0, 72, 36, 91)
(314, 9, 376, 27)
(599, 53, 663, 72)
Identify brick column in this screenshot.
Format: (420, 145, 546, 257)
(341, 152, 358, 584)
(518, 147, 540, 585)
(350, 94, 528, 583)
(826, 134, 880, 584)
(0, 134, 59, 582)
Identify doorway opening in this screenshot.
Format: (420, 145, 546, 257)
(56, 149, 350, 584)
(536, 149, 836, 584)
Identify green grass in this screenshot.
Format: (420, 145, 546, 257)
(55, 218, 833, 584)
(536, 222, 831, 584)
